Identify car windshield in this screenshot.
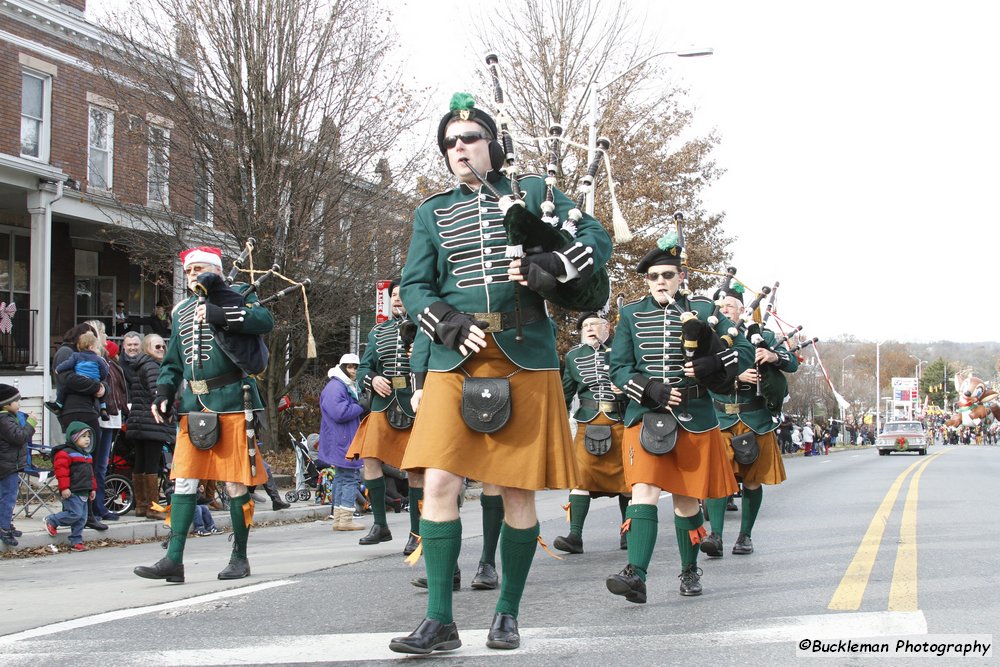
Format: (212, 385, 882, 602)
(884, 422, 921, 433)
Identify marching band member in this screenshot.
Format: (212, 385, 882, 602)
(554, 311, 630, 554)
(389, 93, 611, 654)
(135, 246, 273, 583)
(606, 232, 752, 602)
(701, 284, 798, 557)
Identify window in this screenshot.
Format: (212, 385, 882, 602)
(88, 105, 114, 191)
(147, 125, 170, 206)
(20, 71, 51, 161)
(193, 157, 213, 223)
(0, 230, 33, 368)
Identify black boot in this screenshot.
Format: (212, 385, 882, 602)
(264, 475, 290, 511)
(218, 553, 251, 580)
(553, 533, 583, 554)
(388, 617, 461, 654)
(134, 557, 185, 583)
(606, 564, 646, 604)
(471, 562, 498, 590)
(411, 566, 460, 591)
(403, 533, 419, 556)
(86, 503, 108, 531)
(359, 523, 392, 545)
(486, 612, 520, 650)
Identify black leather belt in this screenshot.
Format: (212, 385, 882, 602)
(469, 302, 547, 333)
(675, 384, 707, 401)
(714, 397, 766, 415)
(580, 398, 626, 415)
(189, 369, 248, 395)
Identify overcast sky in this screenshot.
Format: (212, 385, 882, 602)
(90, 0, 1000, 345)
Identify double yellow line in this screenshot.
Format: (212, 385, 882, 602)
(828, 449, 949, 611)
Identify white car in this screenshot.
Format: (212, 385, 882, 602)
(876, 421, 929, 456)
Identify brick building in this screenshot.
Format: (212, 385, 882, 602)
(0, 0, 195, 439)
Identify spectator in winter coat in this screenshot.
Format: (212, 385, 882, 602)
(0, 385, 37, 547)
(319, 354, 365, 530)
(44, 422, 97, 552)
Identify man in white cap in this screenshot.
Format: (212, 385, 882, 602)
(134, 246, 274, 583)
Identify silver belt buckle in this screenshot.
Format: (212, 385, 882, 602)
(599, 401, 615, 412)
(190, 379, 209, 395)
(391, 376, 407, 390)
(474, 312, 502, 333)
(724, 403, 740, 415)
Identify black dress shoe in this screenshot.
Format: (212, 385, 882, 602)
(620, 532, 628, 550)
(732, 532, 754, 555)
(218, 556, 251, 580)
(678, 564, 703, 596)
(134, 557, 185, 583)
(486, 612, 520, 650)
(606, 564, 646, 604)
(403, 533, 419, 556)
(86, 518, 108, 531)
(726, 498, 738, 511)
(471, 562, 498, 590)
(389, 617, 461, 654)
(359, 523, 392, 545)
(411, 566, 460, 591)
(699, 532, 724, 558)
(552, 533, 583, 554)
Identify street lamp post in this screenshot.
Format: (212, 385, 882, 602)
(586, 47, 713, 214)
(840, 354, 856, 444)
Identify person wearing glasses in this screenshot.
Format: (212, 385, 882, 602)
(604, 231, 752, 604)
(113, 300, 133, 337)
(388, 93, 611, 655)
(134, 247, 273, 584)
(122, 334, 174, 520)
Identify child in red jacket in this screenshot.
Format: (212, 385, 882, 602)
(45, 422, 97, 552)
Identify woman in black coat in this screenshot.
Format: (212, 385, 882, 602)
(124, 334, 175, 519)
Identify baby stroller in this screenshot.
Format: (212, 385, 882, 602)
(285, 432, 320, 503)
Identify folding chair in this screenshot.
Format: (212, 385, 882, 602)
(16, 444, 60, 519)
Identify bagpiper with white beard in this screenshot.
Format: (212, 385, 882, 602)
(554, 311, 630, 555)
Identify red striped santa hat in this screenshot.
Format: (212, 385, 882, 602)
(179, 246, 223, 270)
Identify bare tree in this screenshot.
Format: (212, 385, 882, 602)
(95, 0, 426, 443)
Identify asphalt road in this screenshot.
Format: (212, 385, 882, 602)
(1, 445, 997, 665)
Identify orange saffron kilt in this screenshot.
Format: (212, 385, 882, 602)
(572, 414, 628, 494)
(401, 339, 577, 491)
(722, 422, 787, 486)
(171, 413, 269, 486)
(346, 410, 411, 468)
(622, 423, 738, 499)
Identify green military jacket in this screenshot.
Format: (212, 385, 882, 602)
(358, 315, 416, 418)
(157, 285, 274, 414)
(562, 340, 624, 423)
(400, 174, 612, 371)
(610, 294, 754, 432)
(711, 326, 799, 434)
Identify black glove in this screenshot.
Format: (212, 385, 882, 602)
(644, 380, 673, 408)
(204, 303, 227, 326)
(435, 310, 487, 353)
(519, 251, 566, 293)
(692, 348, 740, 394)
(152, 384, 176, 423)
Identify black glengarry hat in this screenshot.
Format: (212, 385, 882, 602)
(437, 92, 498, 154)
(575, 311, 607, 331)
(713, 282, 745, 304)
(636, 229, 683, 274)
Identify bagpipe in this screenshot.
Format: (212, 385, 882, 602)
(462, 54, 627, 316)
(192, 237, 314, 375)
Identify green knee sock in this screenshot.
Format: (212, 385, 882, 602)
(366, 476, 387, 527)
(568, 494, 591, 538)
(618, 495, 630, 523)
(740, 486, 763, 537)
(479, 494, 504, 566)
(421, 518, 462, 624)
(674, 512, 704, 568)
(495, 522, 539, 618)
(408, 487, 423, 535)
(704, 497, 728, 535)
(625, 504, 658, 581)
(229, 492, 252, 559)
(166, 493, 196, 564)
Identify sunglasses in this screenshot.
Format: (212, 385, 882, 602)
(646, 270, 678, 281)
(154, 345, 165, 350)
(443, 131, 489, 149)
